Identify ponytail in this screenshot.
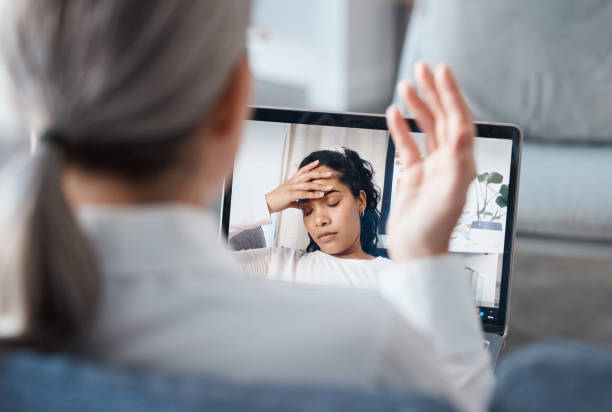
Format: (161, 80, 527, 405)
(0, 145, 100, 349)
(0, 0, 252, 350)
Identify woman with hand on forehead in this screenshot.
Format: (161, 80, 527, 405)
(231, 145, 392, 289)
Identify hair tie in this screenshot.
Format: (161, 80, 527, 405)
(40, 130, 69, 148)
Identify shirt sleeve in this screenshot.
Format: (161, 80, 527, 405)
(232, 247, 304, 283)
(377, 254, 495, 412)
(232, 247, 273, 278)
(228, 195, 272, 239)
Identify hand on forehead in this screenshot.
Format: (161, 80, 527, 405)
(309, 166, 344, 192)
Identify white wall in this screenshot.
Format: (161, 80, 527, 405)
(0, 62, 22, 143)
(230, 120, 288, 245)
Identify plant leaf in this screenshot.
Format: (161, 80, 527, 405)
(495, 196, 507, 208)
(477, 172, 489, 182)
(500, 184, 508, 198)
(487, 172, 503, 184)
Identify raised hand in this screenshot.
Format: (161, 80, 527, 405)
(385, 61, 477, 261)
(265, 160, 333, 213)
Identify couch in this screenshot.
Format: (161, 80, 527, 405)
(396, 0, 612, 350)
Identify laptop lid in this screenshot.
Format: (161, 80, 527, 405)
(221, 106, 523, 336)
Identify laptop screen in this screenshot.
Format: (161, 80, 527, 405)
(222, 107, 521, 333)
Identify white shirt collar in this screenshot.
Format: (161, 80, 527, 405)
(76, 203, 230, 274)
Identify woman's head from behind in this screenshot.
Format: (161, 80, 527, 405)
(0, 0, 252, 348)
(5, 0, 252, 193)
(297, 148, 381, 258)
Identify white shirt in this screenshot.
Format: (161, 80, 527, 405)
(231, 194, 391, 289)
(75, 204, 493, 412)
(235, 248, 390, 289)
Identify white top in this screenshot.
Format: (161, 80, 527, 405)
(230, 195, 392, 289)
(75, 204, 493, 412)
(235, 248, 390, 289)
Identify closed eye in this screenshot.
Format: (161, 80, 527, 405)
(327, 201, 340, 207)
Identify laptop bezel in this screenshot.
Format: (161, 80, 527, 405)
(222, 106, 523, 336)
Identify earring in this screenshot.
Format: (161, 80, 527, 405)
(359, 210, 364, 218)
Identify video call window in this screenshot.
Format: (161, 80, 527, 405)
(227, 120, 513, 311)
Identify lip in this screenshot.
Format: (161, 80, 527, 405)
(317, 232, 337, 242)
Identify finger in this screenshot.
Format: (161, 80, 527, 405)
(310, 178, 335, 186)
(398, 81, 437, 155)
(292, 182, 333, 192)
(298, 170, 334, 182)
(394, 165, 423, 199)
(415, 61, 444, 116)
(293, 190, 325, 200)
(415, 61, 446, 149)
(385, 104, 421, 168)
(434, 63, 475, 149)
(398, 81, 435, 137)
(435, 63, 471, 120)
(424, 132, 437, 154)
(294, 160, 320, 177)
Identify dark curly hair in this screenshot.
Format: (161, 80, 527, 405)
(298, 147, 382, 256)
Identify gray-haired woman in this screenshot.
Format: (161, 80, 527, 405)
(0, 1, 491, 411)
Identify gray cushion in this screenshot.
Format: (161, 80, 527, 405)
(229, 226, 267, 250)
(517, 142, 612, 241)
(0, 351, 456, 412)
(398, 0, 612, 143)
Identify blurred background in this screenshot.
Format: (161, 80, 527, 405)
(0, 0, 410, 143)
(249, 0, 410, 112)
(0, 62, 21, 144)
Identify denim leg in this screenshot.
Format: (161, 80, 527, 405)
(490, 341, 612, 412)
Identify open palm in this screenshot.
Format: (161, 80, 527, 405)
(385, 62, 476, 261)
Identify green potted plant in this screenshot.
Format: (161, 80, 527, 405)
(471, 171, 508, 231)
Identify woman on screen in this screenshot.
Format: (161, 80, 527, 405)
(231, 146, 392, 289)
(296, 148, 381, 258)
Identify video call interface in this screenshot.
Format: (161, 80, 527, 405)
(227, 120, 514, 323)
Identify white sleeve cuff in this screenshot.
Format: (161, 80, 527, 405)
(378, 254, 485, 356)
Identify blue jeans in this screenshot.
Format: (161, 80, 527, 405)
(491, 341, 612, 412)
(0, 350, 456, 412)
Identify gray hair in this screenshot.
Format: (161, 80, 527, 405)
(0, 0, 251, 347)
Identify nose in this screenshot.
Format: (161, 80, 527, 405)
(313, 207, 330, 227)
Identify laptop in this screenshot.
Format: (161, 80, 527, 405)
(221, 106, 523, 364)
